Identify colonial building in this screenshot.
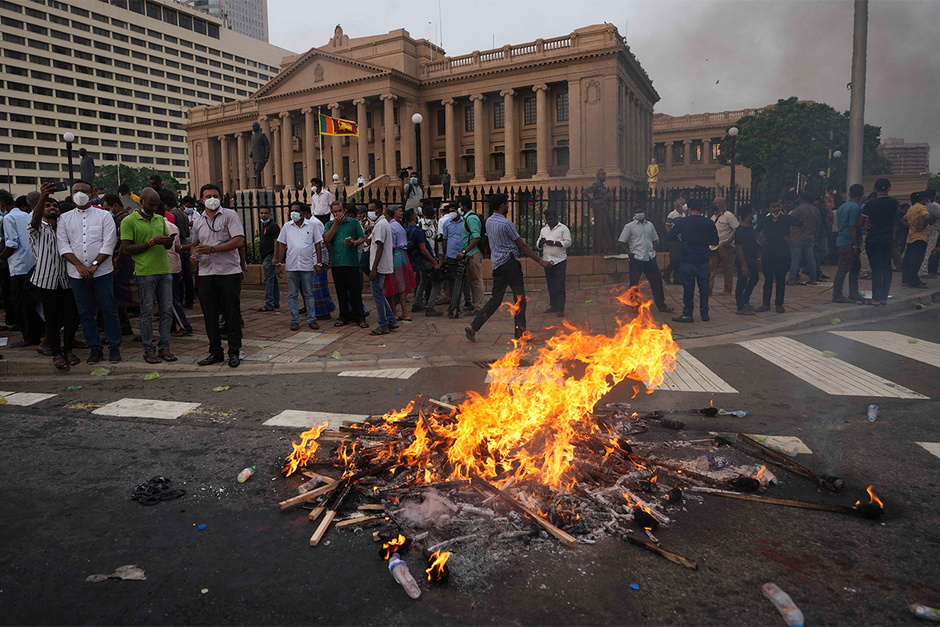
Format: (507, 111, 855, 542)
(877, 137, 931, 176)
(182, 24, 658, 194)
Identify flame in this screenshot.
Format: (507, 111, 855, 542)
(650, 475, 658, 483)
(855, 485, 883, 508)
(756, 466, 766, 479)
(426, 550, 451, 581)
(382, 534, 407, 560)
(709, 399, 715, 408)
(623, 491, 657, 530)
(282, 421, 329, 476)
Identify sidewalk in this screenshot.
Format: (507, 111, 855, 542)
(2, 270, 938, 378)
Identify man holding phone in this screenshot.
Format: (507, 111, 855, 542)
(120, 187, 177, 363)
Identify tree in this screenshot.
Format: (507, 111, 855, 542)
(719, 97, 890, 204)
(93, 165, 182, 194)
(928, 174, 940, 193)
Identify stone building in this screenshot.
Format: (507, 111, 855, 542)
(877, 138, 931, 176)
(182, 24, 658, 194)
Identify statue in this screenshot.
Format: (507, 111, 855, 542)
(441, 168, 451, 200)
(249, 121, 271, 188)
(646, 157, 659, 195)
(79, 147, 96, 185)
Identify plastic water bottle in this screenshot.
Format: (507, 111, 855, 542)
(756, 436, 799, 457)
(762, 583, 804, 626)
(388, 553, 421, 599)
(910, 604, 940, 622)
(867, 404, 879, 422)
(236, 465, 257, 483)
(718, 409, 748, 418)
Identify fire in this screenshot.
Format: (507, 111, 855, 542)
(426, 550, 451, 582)
(282, 421, 329, 476)
(381, 534, 408, 560)
(756, 466, 766, 479)
(855, 485, 883, 509)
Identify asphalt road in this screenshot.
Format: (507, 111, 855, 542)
(2, 309, 939, 625)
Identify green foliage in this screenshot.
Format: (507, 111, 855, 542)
(928, 174, 940, 193)
(93, 165, 182, 194)
(719, 97, 891, 204)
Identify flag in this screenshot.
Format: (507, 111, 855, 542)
(319, 113, 358, 136)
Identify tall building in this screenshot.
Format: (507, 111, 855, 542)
(877, 138, 930, 175)
(183, 0, 268, 42)
(183, 24, 658, 194)
(0, 0, 291, 196)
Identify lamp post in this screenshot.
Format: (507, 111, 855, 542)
(727, 126, 739, 214)
(411, 112, 423, 191)
(63, 132, 75, 187)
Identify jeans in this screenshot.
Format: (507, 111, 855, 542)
(545, 259, 568, 312)
(370, 273, 398, 330)
(471, 257, 527, 338)
(69, 273, 122, 350)
(679, 261, 709, 318)
(628, 258, 666, 309)
(171, 273, 192, 332)
(708, 244, 734, 293)
(815, 236, 829, 277)
(866, 239, 893, 301)
(762, 254, 789, 307)
(832, 245, 861, 298)
(332, 265, 365, 324)
(663, 240, 681, 283)
(136, 274, 173, 353)
(9, 273, 43, 344)
(180, 251, 194, 307)
(446, 258, 467, 315)
(262, 253, 280, 308)
(415, 267, 441, 310)
(287, 270, 317, 325)
(788, 240, 817, 283)
(735, 259, 760, 310)
(198, 273, 242, 357)
(902, 240, 928, 287)
(35, 286, 79, 356)
(0, 263, 15, 326)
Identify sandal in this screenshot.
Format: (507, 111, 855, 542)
(369, 328, 390, 336)
(37, 347, 55, 357)
(856, 299, 874, 306)
(257, 306, 277, 312)
(334, 320, 350, 327)
(399, 316, 412, 322)
(144, 352, 161, 364)
(388, 323, 400, 330)
(53, 355, 70, 371)
(158, 350, 178, 362)
(65, 353, 80, 366)
(358, 322, 369, 329)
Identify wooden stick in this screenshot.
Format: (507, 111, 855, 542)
(625, 536, 698, 570)
(733, 434, 840, 492)
(335, 515, 382, 529)
(301, 471, 335, 482)
(357, 504, 385, 511)
(310, 484, 352, 546)
(469, 475, 577, 548)
(689, 487, 858, 515)
(627, 454, 716, 487)
(427, 398, 457, 413)
(278, 460, 396, 511)
(308, 505, 325, 522)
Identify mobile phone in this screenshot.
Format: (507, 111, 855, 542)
(53, 180, 69, 192)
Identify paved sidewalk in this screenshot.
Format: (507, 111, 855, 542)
(2, 269, 938, 378)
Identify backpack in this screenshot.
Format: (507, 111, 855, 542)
(463, 211, 489, 256)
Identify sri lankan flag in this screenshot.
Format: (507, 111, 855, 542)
(319, 113, 358, 136)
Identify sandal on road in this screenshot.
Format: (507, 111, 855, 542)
(53, 355, 70, 371)
(369, 328, 390, 336)
(65, 353, 81, 366)
(144, 352, 161, 364)
(158, 350, 178, 362)
(358, 322, 369, 329)
(334, 320, 350, 327)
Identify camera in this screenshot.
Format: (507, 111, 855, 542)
(399, 166, 413, 179)
(53, 180, 69, 192)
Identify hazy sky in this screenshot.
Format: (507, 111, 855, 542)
(268, 0, 939, 171)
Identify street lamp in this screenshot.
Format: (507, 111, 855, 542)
(63, 132, 75, 187)
(411, 112, 423, 190)
(727, 126, 739, 214)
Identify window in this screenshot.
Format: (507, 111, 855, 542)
(10, 97, 30, 108)
(436, 109, 445, 136)
(29, 39, 50, 51)
(692, 141, 703, 163)
(5, 50, 26, 61)
(672, 143, 684, 165)
(146, 1, 160, 19)
(524, 150, 537, 171)
(493, 101, 504, 129)
(27, 23, 47, 36)
(11, 113, 31, 124)
(523, 97, 536, 125)
(71, 5, 90, 17)
(2, 33, 25, 45)
(711, 138, 721, 161)
(30, 55, 51, 67)
(38, 147, 58, 155)
(464, 105, 474, 133)
(556, 92, 569, 122)
(13, 144, 36, 153)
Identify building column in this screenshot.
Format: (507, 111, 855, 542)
(280, 112, 293, 188)
(533, 84, 549, 177)
(683, 139, 692, 166)
(380, 94, 397, 178)
(625, 94, 634, 178)
(416, 101, 430, 185)
(236, 131, 248, 190)
(400, 100, 415, 177)
(442, 98, 456, 178)
(566, 81, 581, 176)
(328, 102, 342, 184)
(665, 141, 674, 168)
(354, 98, 368, 181)
(259, 116, 275, 188)
(470, 93, 486, 183)
(500, 90, 517, 180)
(218, 135, 231, 193)
(269, 119, 281, 187)
(632, 96, 641, 177)
(302, 107, 315, 185)
(703, 138, 711, 164)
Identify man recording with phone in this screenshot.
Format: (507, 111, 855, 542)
(400, 167, 423, 212)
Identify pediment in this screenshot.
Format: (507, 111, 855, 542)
(254, 50, 388, 98)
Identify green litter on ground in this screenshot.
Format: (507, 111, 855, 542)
(258, 344, 269, 349)
(91, 368, 110, 376)
(330, 351, 341, 359)
(822, 350, 837, 358)
(585, 300, 593, 303)
(908, 338, 919, 344)
(212, 386, 230, 392)
(144, 372, 162, 380)
(829, 318, 841, 325)
(67, 385, 83, 391)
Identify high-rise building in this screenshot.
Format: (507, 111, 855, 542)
(183, 0, 268, 42)
(0, 0, 291, 196)
(877, 138, 930, 175)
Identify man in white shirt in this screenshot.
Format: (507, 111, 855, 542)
(310, 177, 334, 225)
(537, 208, 572, 317)
(368, 200, 398, 334)
(275, 206, 324, 331)
(709, 197, 739, 295)
(663, 198, 686, 284)
(56, 179, 122, 364)
(618, 211, 673, 313)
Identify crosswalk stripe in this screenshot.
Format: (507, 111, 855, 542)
(338, 368, 420, 380)
(830, 331, 940, 368)
(654, 350, 738, 393)
(485, 365, 563, 385)
(0, 391, 58, 406)
(917, 442, 940, 460)
(92, 398, 200, 420)
(738, 337, 927, 398)
(264, 409, 370, 429)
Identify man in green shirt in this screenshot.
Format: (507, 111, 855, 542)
(457, 196, 484, 313)
(120, 187, 177, 363)
(324, 201, 368, 327)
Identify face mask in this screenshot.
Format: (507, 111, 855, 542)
(367, 211, 377, 221)
(73, 192, 90, 207)
(682, 204, 689, 212)
(184, 207, 194, 215)
(260, 217, 270, 224)
(204, 197, 221, 211)
(140, 207, 150, 217)
(771, 211, 782, 218)
(290, 211, 302, 222)
(634, 213, 645, 222)
(410, 177, 418, 185)
(450, 211, 458, 220)
(416, 208, 423, 217)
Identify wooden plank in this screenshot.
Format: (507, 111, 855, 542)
(469, 475, 577, 548)
(334, 515, 382, 529)
(625, 536, 697, 570)
(310, 484, 352, 546)
(690, 487, 857, 514)
(427, 398, 457, 412)
(831, 331, 940, 368)
(357, 504, 386, 511)
(278, 479, 340, 511)
(308, 505, 325, 522)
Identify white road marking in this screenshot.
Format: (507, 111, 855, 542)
(485, 364, 563, 385)
(92, 398, 200, 420)
(744, 435, 814, 455)
(916, 442, 940, 460)
(338, 368, 420, 380)
(264, 409, 370, 429)
(0, 391, 58, 406)
(831, 331, 940, 369)
(654, 349, 738, 393)
(738, 337, 927, 398)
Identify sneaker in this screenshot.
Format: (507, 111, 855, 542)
(411, 304, 424, 313)
(848, 293, 866, 302)
(701, 314, 710, 322)
(775, 305, 786, 313)
(657, 305, 675, 313)
(109, 347, 122, 363)
(290, 322, 299, 331)
(464, 326, 476, 342)
(87, 347, 103, 364)
(754, 305, 771, 312)
(735, 309, 755, 316)
(424, 308, 443, 317)
(671, 315, 694, 323)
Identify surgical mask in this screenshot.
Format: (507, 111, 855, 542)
(410, 177, 418, 185)
(290, 211, 303, 223)
(184, 207, 194, 215)
(682, 204, 689, 212)
(634, 213, 645, 222)
(260, 217, 270, 224)
(416, 207, 423, 217)
(204, 197, 221, 211)
(367, 211, 377, 221)
(771, 211, 782, 218)
(72, 191, 90, 207)
(449, 211, 458, 220)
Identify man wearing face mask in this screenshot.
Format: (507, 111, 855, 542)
(257, 206, 280, 312)
(403, 172, 424, 212)
(0, 190, 42, 348)
(189, 184, 245, 367)
(310, 178, 334, 225)
(618, 209, 673, 313)
(441, 203, 467, 318)
(56, 180, 122, 363)
(457, 196, 485, 314)
(663, 199, 719, 323)
(275, 203, 324, 331)
(537, 208, 572, 317)
(754, 196, 801, 313)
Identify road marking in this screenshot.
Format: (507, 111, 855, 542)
(0, 391, 58, 406)
(92, 398, 201, 420)
(917, 442, 940, 460)
(654, 350, 738, 393)
(264, 409, 370, 429)
(338, 368, 420, 380)
(830, 331, 940, 368)
(738, 337, 927, 398)
(744, 435, 813, 455)
(485, 364, 563, 385)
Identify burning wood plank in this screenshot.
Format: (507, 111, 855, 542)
(310, 484, 352, 546)
(279, 460, 396, 511)
(689, 487, 859, 515)
(625, 536, 698, 570)
(334, 514, 383, 529)
(469, 475, 577, 548)
(733, 434, 844, 492)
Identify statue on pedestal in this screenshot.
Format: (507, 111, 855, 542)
(249, 121, 271, 188)
(79, 147, 96, 185)
(646, 157, 659, 195)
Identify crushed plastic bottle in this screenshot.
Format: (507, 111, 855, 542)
(144, 372, 162, 380)
(236, 465, 257, 483)
(718, 409, 748, 418)
(911, 604, 940, 622)
(867, 404, 879, 422)
(756, 436, 799, 457)
(690, 455, 732, 474)
(762, 583, 804, 626)
(388, 552, 421, 599)
(439, 392, 465, 404)
(297, 476, 325, 493)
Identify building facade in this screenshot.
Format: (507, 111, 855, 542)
(0, 0, 289, 196)
(182, 24, 658, 194)
(182, 0, 268, 42)
(877, 137, 930, 175)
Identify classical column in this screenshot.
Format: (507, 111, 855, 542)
(416, 101, 430, 185)
(632, 96, 641, 177)
(566, 81, 581, 176)
(354, 98, 368, 180)
(259, 116, 274, 188)
(703, 138, 711, 164)
(470, 93, 486, 183)
(302, 107, 315, 185)
(665, 141, 674, 168)
(400, 100, 414, 177)
(683, 139, 692, 166)
(236, 131, 248, 190)
(270, 120, 281, 187)
(500, 90, 517, 180)
(328, 103, 342, 183)
(533, 84, 549, 177)
(280, 112, 293, 188)
(379, 94, 397, 178)
(625, 94, 634, 177)
(442, 98, 456, 178)
(218, 135, 231, 193)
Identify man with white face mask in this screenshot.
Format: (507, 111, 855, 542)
(275, 202, 324, 331)
(56, 179, 122, 363)
(618, 210, 673, 313)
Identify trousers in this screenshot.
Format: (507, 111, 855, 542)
(679, 261, 709, 318)
(628, 258, 667, 309)
(761, 253, 789, 307)
(198, 273, 242, 357)
(471, 257, 526, 339)
(831, 245, 861, 298)
(545, 260, 567, 312)
(735, 259, 760, 311)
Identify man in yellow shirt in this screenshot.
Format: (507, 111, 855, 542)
(901, 191, 933, 288)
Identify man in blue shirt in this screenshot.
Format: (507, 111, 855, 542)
(465, 193, 549, 342)
(832, 184, 865, 303)
(441, 204, 467, 318)
(663, 199, 719, 323)
(0, 192, 42, 346)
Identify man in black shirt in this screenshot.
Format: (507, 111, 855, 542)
(734, 205, 760, 314)
(754, 197, 801, 313)
(858, 178, 898, 305)
(664, 199, 719, 323)
(258, 206, 280, 311)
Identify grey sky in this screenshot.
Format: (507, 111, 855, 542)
(269, 0, 939, 172)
